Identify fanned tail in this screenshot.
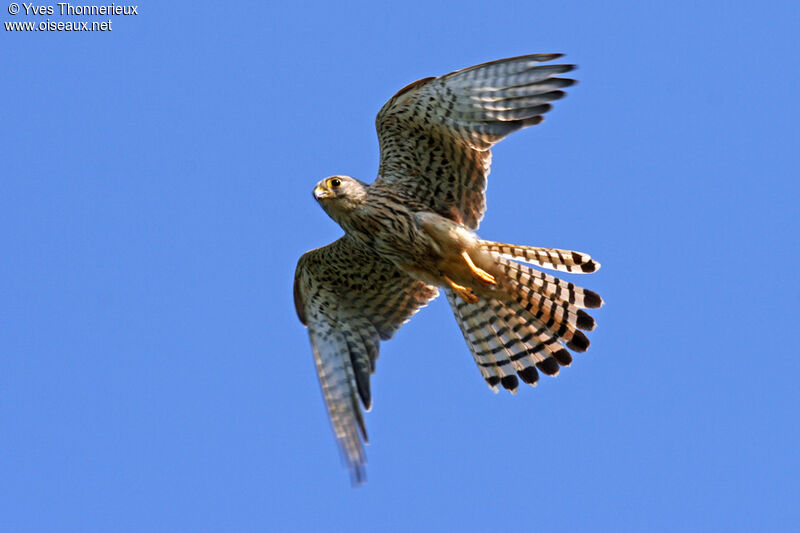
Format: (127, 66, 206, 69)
(447, 240, 602, 393)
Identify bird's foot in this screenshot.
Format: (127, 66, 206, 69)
(461, 251, 496, 286)
(444, 275, 479, 304)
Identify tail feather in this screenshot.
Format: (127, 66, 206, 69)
(498, 256, 603, 309)
(494, 300, 568, 378)
(513, 277, 592, 348)
(447, 289, 576, 393)
(447, 240, 602, 393)
(494, 255, 594, 348)
(481, 240, 600, 274)
(446, 290, 518, 391)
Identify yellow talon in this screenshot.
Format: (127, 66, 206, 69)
(461, 251, 496, 285)
(444, 275, 479, 303)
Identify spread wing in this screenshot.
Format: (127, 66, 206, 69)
(372, 54, 575, 229)
(293, 236, 438, 482)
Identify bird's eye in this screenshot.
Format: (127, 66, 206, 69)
(328, 178, 342, 188)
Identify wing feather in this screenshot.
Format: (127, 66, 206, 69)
(373, 54, 576, 229)
(294, 236, 438, 482)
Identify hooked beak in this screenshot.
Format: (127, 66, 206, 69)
(313, 185, 331, 200)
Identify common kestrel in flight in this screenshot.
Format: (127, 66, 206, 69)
(294, 54, 602, 482)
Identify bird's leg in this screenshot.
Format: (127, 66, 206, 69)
(461, 250, 496, 285)
(443, 275, 479, 304)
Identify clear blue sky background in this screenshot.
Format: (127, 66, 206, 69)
(2, 1, 799, 531)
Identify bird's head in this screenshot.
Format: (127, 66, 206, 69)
(313, 175, 368, 222)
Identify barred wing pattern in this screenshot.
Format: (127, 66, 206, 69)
(373, 54, 575, 229)
(294, 236, 438, 481)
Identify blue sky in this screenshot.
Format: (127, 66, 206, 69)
(2, 1, 799, 531)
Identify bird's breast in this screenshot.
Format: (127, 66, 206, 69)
(342, 204, 444, 280)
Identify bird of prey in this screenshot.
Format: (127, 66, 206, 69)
(294, 54, 602, 482)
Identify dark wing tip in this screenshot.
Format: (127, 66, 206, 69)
(518, 115, 545, 128)
(488, 52, 566, 64)
(356, 381, 372, 412)
(443, 53, 573, 82)
(545, 53, 564, 60)
(350, 464, 368, 487)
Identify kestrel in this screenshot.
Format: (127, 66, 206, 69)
(294, 54, 603, 482)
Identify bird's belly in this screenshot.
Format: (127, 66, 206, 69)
(370, 213, 493, 290)
(371, 232, 442, 282)
(347, 207, 489, 288)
